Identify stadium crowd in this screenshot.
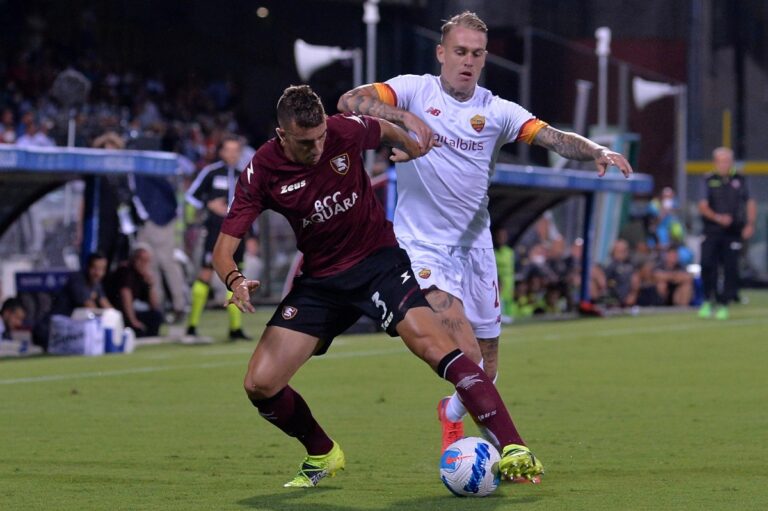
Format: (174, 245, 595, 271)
(497, 187, 696, 319)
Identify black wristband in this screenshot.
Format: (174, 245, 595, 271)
(225, 270, 244, 291)
(227, 275, 245, 292)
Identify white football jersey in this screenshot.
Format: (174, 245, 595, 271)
(385, 74, 536, 248)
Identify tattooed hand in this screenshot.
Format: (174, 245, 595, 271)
(594, 148, 633, 178)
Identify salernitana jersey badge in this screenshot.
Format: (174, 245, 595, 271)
(470, 114, 485, 133)
(330, 153, 351, 175)
(282, 306, 298, 320)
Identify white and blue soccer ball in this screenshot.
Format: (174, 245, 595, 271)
(439, 437, 501, 497)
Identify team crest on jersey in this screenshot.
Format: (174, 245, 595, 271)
(418, 268, 431, 279)
(330, 153, 350, 175)
(470, 114, 486, 133)
(282, 306, 298, 320)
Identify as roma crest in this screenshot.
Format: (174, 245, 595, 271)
(418, 268, 432, 279)
(330, 153, 351, 175)
(282, 306, 298, 320)
(470, 114, 486, 133)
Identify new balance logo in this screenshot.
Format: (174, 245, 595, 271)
(401, 271, 411, 284)
(426, 106, 441, 116)
(456, 373, 483, 390)
(280, 180, 306, 194)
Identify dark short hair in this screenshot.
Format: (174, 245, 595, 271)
(1, 297, 24, 314)
(86, 251, 107, 268)
(218, 133, 243, 153)
(276, 85, 326, 129)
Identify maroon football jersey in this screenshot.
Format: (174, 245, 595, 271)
(222, 114, 398, 277)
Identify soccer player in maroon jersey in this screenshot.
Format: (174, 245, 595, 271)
(212, 85, 543, 487)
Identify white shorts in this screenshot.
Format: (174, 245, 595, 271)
(398, 237, 501, 338)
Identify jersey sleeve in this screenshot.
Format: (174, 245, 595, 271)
(493, 97, 548, 145)
(221, 161, 267, 239)
(335, 113, 382, 151)
(383, 74, 424, 110)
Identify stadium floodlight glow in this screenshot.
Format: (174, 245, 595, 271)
(293, 39, 362, 87)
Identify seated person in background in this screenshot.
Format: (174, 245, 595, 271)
(106, 246, 164, 337)
(51, 252, 112, 316)
(635, 259, 663, 307)
(603, 239, 639, 307)
(33, 252, 113, 350)
(654, 247, 693, 306)
(0, 297, 26, 340)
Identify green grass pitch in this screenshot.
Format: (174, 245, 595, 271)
(2, 292, 767, 510)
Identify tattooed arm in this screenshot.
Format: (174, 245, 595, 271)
(533, 126, 633, 177)
(338, 85, 437, 154)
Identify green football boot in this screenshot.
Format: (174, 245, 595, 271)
(498, 444, 544, 482)
(284, 441, 346, 488)
(715, 306, 729, 320)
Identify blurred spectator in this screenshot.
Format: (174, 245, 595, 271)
(0, 108, 16, 143)
(54, 252, 112, 314)
(15, 117, 55, 147)
(635, 259, 663, 307)
(87, 131, 131, 268)
(184, 134, 251, 341)
(32, 252, 113, 350)
(242, 237, 264, 284)
(603, 239, 639, 307)
(105, 246, 163, 337)
(129, 172, 187, 322)
(569, 237, 608, 307)
(647, 186, 693, 265)
(654, 247, 694, 306)
(0, 297, 26, 340)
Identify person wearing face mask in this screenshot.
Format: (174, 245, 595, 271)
(337, 10, 633, 463)
(697, 147, 757, 320)
(184, 134, 252, 342)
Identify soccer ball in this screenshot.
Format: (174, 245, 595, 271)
(439, 437, 501, 497)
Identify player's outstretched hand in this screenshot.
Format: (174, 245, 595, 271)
(225, 279, 260, 313)
(595, 148, 633, 178)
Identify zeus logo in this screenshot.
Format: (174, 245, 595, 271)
(401, 272, 411, 284)
(280, 180, 306, 194)
(246, 161, 254, 184)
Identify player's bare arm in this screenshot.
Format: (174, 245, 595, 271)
(212, 232, 260, 313)
(533, 126, 633, 178)
(337, 85, 438, 152)
(377, 118, 423, 161)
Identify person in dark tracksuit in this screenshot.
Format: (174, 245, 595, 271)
(185, 134, 252, 341)
(697, 147, 757, 320)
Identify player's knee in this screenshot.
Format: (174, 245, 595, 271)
(243, 371, 279, 400)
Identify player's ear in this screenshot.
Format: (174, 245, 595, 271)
(436, 44, 445, 65)
(275, 128, 285, 142)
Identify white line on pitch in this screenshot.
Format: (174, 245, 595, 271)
(0, 347, 406, 386)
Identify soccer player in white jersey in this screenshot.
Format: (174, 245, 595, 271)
(338, 11, 633, 472)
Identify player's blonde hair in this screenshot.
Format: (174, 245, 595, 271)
(440, 11, 488, 43)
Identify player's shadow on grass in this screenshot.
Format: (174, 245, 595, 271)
(238, 488, 541, 510)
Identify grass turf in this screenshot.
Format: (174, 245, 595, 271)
(1, 291, 767, 510)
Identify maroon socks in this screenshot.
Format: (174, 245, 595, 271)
(250, 386, 333, 455)
(437, 349, 525, 447)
